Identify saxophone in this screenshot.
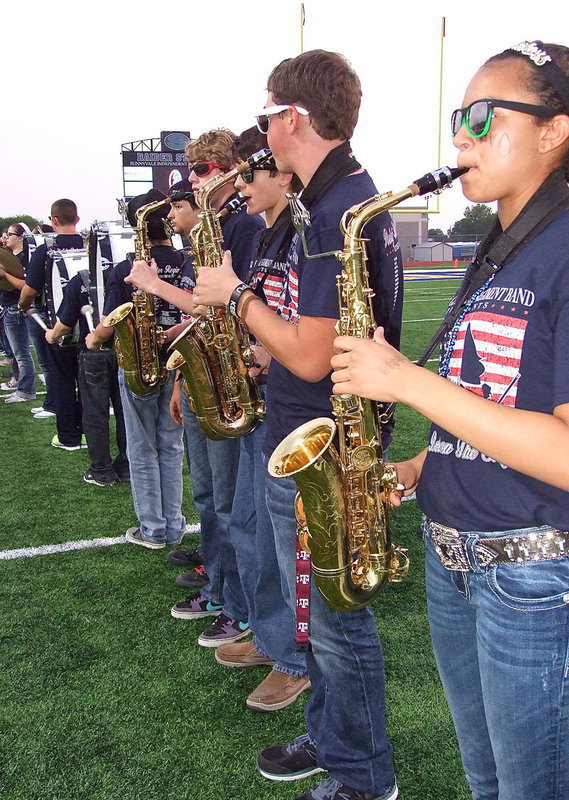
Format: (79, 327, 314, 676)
(268, 166, 466, 611)
(166, 148, 273, 440)
(103, 198, 169, 396)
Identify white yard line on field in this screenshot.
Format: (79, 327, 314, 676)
(0, 524, 201, 561)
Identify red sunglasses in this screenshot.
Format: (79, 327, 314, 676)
(189, 161, 230, 177)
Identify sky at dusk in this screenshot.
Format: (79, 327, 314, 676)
(1, 0, 566, 232)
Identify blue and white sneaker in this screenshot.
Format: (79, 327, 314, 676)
(197, 614, 250, 648)
(171, 591, 223, 620)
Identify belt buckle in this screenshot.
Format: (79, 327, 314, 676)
(430, 521, 470, 571)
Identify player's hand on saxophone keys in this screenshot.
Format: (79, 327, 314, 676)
(193, 251, 241, 314)
(124, 259, 160, 293)
(331, 326, 416, 404)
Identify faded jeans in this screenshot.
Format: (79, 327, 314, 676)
(423, 519, 569, 800)
(3, 305, 35, 396)
(119, 369, 185, 544)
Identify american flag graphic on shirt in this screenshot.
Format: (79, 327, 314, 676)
(446, 302, 529, 407)
(251, 261, 299, 323)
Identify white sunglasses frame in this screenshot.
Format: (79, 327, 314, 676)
(255, 104, 309, 133)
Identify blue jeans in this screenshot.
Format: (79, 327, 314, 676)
(265, 471, 396, 795)
(119, 369, 185, 545)
(26, 313, 56, 412)
(3, 305, 35, 396)
(181, 392, 243, 614)
(423, 521, 569, 800)
(228, 432, 306, 674)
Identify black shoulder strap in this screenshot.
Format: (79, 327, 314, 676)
(416, 171, 569, 367)
(78, 269, 90, 291)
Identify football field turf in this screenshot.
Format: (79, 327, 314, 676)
(0, 276, 471, 800)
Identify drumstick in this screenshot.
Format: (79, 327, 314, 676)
(23, 308, 49, 331)
(80, 304, 96, 333)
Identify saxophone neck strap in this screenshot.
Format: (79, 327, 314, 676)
(416, 170, 569, 368)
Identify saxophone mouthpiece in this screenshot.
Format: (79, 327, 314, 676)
(412, 166, 469, 197)
(246, 147, 275, 169)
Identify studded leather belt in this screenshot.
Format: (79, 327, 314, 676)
(426, 520, 569, 571)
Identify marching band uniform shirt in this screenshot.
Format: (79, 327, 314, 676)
(25, 234, 84, 296)
(103, 245, 185, 330)
(417, 210, 569, 532)
(56, 272, 95, 349)
(179, 194, 264, 290)
(261, 170, 403, 457)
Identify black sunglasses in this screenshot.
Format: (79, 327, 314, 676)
(451, 98, 558, 138)
(241, 162, 277, 184)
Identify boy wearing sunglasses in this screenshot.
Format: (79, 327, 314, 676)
(204, 126, 312, 711)
(193, 51, 402, 800)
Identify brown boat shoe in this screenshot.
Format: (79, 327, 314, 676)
(215, 640, 275, 668)
(246, 669, 311, 712)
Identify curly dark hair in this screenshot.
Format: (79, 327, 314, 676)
(485, 42, 569, 177)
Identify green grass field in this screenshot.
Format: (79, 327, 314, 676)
(0, 277, 471, 800)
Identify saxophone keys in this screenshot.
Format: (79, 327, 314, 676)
(351, 445, 377, 471)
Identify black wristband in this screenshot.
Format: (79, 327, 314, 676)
(228, 283, 251, 317)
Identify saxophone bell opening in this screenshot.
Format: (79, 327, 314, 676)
(102, 301, 134, 327)
(268, 417, 337, 478)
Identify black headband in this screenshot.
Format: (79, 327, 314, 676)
(509, 41, 569, 114)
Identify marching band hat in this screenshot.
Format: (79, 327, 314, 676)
(126, 188, 170, 229)
(168, 179, 197, 208)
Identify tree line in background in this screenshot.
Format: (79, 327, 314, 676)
(0, 215, 42, 233)
(2, 205, 496, 245)
(429, 203, 496, 242)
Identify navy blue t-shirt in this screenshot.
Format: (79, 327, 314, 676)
(180, 194, 264, 290)
(417, 210, 569, 532)
(262, 170, 403, 456)
(25, 234, 84, 295)
(103, 245, 184, 330)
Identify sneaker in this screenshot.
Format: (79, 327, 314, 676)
(0, 378, 17, 391)
(247, 671, 311, 712)
(5, 391, 36, 403)
(171, 592, 223, 620)
(31, 406, 44, 413)
(83, 470, 116, 487)
(197, 614, 250, 648)
(34, 410, 56, 418)
(51, 434, 81, 451)
(257, 733, 324, 782)
(167, 548, 203, 567)
(215, 640, 275, 668)
(38, 373, 46, 385)
(291, 777, 398, 800)
(0, 357, 11, 367)
(125, 526, 166, 550)
(175, 565, 209, 588)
